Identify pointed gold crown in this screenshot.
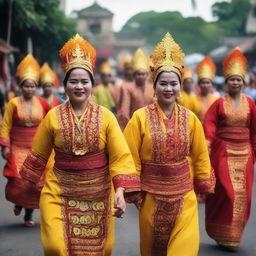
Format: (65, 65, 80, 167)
(196, 56, 216, 81)
(16, 54, 40, 85)
(99, 61, 112, 74)
(150, 32, 184, 83)
(59, 34, 96, 77)
(132, 48, 150, 72)
(223, 47, 247, 80)
(40, 63, 55, 85)
(183, 66, 193, 80)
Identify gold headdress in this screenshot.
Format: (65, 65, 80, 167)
(223, 47, 247, 80)
(183, 66, 193, 80)
(150, 32, 184, 83)
(40, 63, 55, 85)
(99, 61, 112, 74)
(122, 53, 132, 68)
(196, 56, 216, 81)
(16, 54, 40, 85)
(59, 34, 96, 77)
(132, 48, 150, 72)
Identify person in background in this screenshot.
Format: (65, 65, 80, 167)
(93, 61, 120, 113)
(178, 66, 198, 113)
(40, 63, 61, 108)
(0, 54, 50, 227)
(20, 34, 140, 256)
(122, 53, 134, 83)
(195, 56, 218, 122)
(124, 33, 215, 256)
(118, 48, 154, 130)
(204, 48, 256, 250)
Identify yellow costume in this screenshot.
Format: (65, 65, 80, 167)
(20, 34, 140, 256)
(195, 56, 218, 122)
(124, 33, 215, 256)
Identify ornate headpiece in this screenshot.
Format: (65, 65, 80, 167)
(99, 61, 112, 74)
(183, 66, 193, 80)
(132, 48, 150, 72)
(59, 34, 96, 77)
(122, 53, 132, 68)
(150, 32, 184, 83)
(16, 54, 40, 85)
(223, 47, 247, 80)
(196, 56, 216, 81)
(40, 63, 55, 85)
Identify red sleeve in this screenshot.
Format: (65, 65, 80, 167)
(203, 98, 221, 150)
(36, 96, 51, 114)
(52, 96, 61, 107)
(247, 96, 256, 156)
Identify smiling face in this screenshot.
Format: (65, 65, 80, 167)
(155, 71, 181, 106)
(65, 68, 93, 105)
(226, 75, 244, 96)
(21, 79, 37, 100)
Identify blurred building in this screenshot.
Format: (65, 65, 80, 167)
(76, 2, 145, 68)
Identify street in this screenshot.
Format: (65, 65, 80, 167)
(0, 158, 255, 256)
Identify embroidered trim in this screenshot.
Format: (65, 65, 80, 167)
(194, 167, 216, 194)
(20, 151, 47, 183)
(56, 102, 101, 155)
(151, 198, 184, 255)
(223, 94, 249, 127)
(112, 174, 141, 192)
(145, 103, 190, 163)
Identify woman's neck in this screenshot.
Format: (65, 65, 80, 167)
(229, 92, 240, 100)
(70, 100, 89, 115)
(157, 100, 175, 118)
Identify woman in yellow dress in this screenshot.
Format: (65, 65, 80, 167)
(124, 33, 215, 256)
(20, 34, 140, 256)
(195, 56, 218, 122)
(0, 54, 50, 226)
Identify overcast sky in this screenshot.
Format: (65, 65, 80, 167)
(66, 0, 229, 31)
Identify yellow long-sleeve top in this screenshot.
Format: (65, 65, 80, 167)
(179, 90, 199, 114)
(20, 101, 140, 190)
(123, 102, 215, 195)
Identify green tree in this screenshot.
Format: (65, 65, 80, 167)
(0, 0, 76, 63)
(121, 11, 222, 54)
(212, 0, 250, 35)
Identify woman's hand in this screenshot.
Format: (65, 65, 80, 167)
(113, 187, 126, 218)
(2, 147, 10, 159)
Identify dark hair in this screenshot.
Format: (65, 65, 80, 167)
(154, 71, 181, 88)
(19, 79, 37, 88)
(63, 68, 94, 87)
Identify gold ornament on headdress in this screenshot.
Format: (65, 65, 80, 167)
(183, 66, 193, 80)
(132, 48, 150, 72)
(40, 63, 55, 85)
(59, 34, 96, 77)
(196, 56, 216, 81)
(223, 47, 247, 80)
(150, 32, 184, 83)
(16, 54, 40, 85)
(99, 61, 112, 74)
(122, 53, 132, 68)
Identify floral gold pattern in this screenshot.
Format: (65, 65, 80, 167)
(56, 101, 101, 155)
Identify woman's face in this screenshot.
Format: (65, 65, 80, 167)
(155, 71, 181, 106)
(199, 78, 212, 95)
(43, 82, 53, 97)
(65, 68, 93, 104)
(21, 79, 37, 99)
(226, 75, 244, 95)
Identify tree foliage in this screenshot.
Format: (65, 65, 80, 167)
(212, 0, 250, 35)
(120, 0, 251, 54)
(0, 0, 76, 63)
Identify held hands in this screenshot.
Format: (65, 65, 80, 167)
(2, 147, 10, 159)
(113, 187, 126, 218)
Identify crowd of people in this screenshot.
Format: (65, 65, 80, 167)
(0, 32, 255, 256)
